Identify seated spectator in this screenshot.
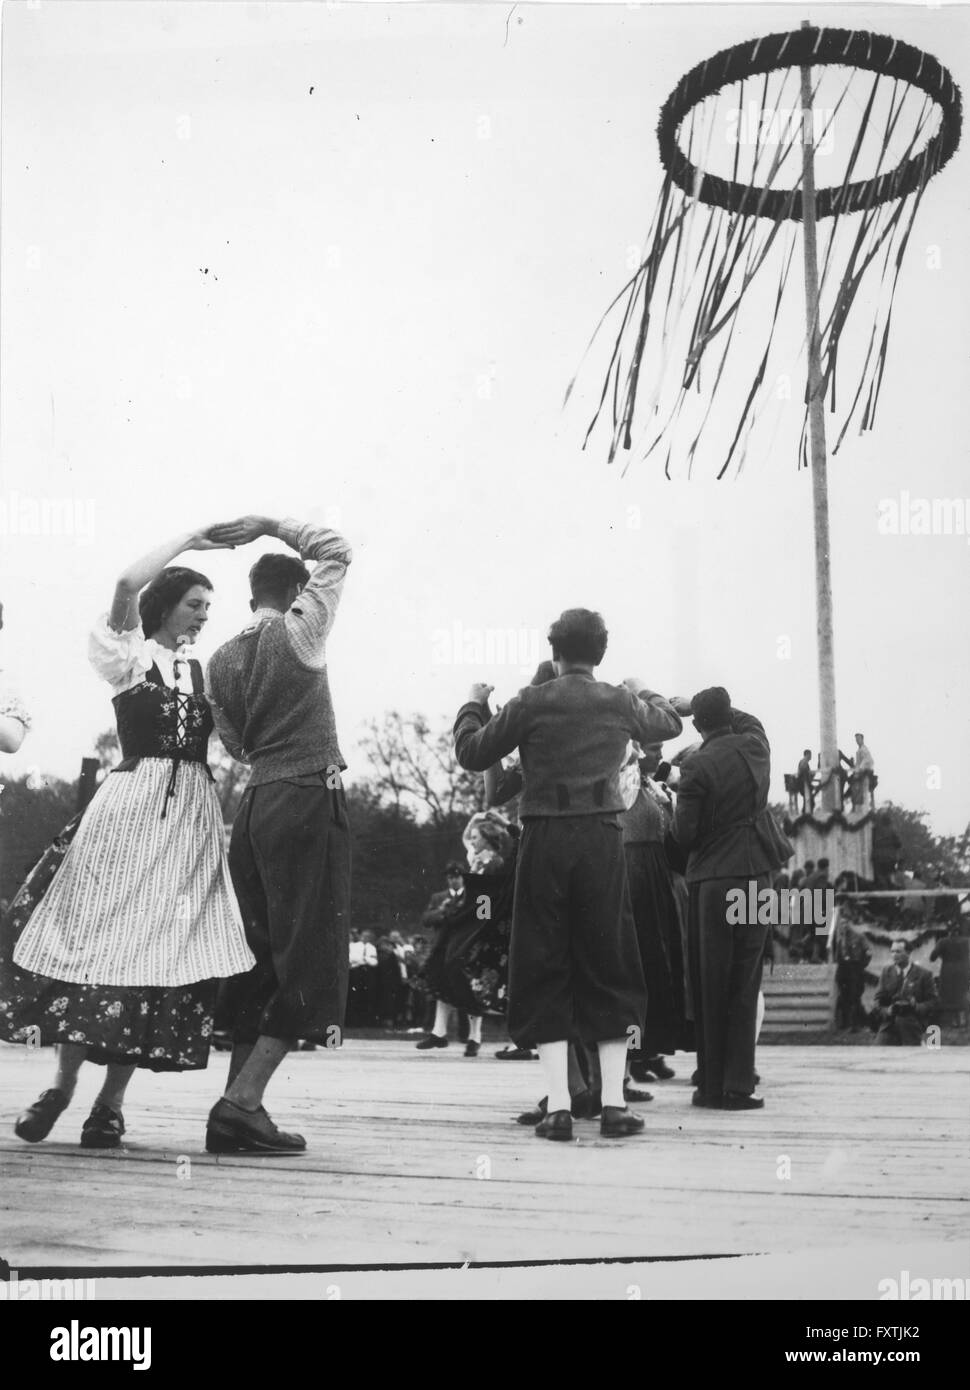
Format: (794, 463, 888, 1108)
(870, 938, 939, 1045)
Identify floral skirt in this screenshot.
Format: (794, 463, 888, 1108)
(0, 815, 216, 1071)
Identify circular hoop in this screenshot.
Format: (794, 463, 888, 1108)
(656, 26, 962, 219)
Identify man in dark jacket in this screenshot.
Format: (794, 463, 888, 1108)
(453, 608, 682, 1142)
(872, 938, 939, 1045)
(672, 688, 791, 1110)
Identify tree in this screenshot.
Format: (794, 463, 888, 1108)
(94, 729, 121, 770)
(345, 787, 466, 932)
(357, 712, 486, 826)
(880, 803, 970, 885)
(0, 774, 78, 901)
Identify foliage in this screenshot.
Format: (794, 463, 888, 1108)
(356, 712, 485, 825)
(881, 802, 970, 885)
(0, 773, 78, 902)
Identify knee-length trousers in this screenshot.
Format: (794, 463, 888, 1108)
(223, 776, 351, 1045)
(508, 814, 646, 1047)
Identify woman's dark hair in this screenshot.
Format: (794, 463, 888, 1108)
(139, 567, 213, 638)
(547, 608, 608, 666)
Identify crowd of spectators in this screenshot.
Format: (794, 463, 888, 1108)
(346, 928, 438, 1031)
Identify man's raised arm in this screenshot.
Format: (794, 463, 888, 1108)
(623, 682, 684, 745)
(208, 514, 351, 670)
(454, 686, 525, 773)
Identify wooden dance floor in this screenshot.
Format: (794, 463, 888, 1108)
(1, 1040, 967, 1297)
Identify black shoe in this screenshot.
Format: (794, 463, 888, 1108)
(623, 1084, 654, 1104)
(205, 1098, 306, 1154)
(535, 1109, 572, 1141)
(570, 1089, 598, 1120)
(720, 1092, 764, 1110)
(516, 1096, 548, 1125)
(80, 1103, 125, 1150)
(690, 1069, 702, 1087)
(14, 1088, 70, 1143)
(464, 1040, 480, 1057)
(642, 1056, 676, 1081)
(495, 1046, 537, 1060)
(691, 1089, 720, 1108)
(600, 1106, 645, 1137)
(416, 1034, 449, 1050)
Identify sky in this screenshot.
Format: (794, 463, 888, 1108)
(1, 0, 968, 834)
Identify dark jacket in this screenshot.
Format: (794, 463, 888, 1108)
(672, 709, 792, 884)
(421, 888, 464, 931)
(453, 675, 681, 819)
(873, 962, 939, 1042)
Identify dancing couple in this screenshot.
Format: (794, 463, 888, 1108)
(0, 513, 352, 1155)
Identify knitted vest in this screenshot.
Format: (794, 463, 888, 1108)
(207, 617, 344, 786)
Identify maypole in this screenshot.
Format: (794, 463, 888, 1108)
(798, 19, 839, 812)
(575, 21, 963, 858)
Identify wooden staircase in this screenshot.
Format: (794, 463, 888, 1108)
(761, 963, 835, 1039)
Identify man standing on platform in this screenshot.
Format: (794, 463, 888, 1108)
(796, 749, 815, 814)
(673, 689, 791, 1111)
(204, 514, 353, 1154)
(847, 732, 875, 810)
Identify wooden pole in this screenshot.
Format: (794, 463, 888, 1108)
(799, 23, 840, 814)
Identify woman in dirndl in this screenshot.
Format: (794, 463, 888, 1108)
(0, 526, 255, 1148)
(418, 809, 515, 1056)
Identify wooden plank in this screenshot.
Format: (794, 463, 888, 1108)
(1, 1040, 967, 1269)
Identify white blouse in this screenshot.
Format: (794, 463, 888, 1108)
(88, 614, 197, 697)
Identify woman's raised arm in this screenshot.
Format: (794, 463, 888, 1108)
(108, 525, 235, 632)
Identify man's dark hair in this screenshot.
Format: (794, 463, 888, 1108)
(547, 608, 608, 666)
(803, 748, 812, 757)
(445, 860, 464, 877)
(818, 857, 829, 870)
(690, 686, 732, 732)
(249, 553, 310, 608)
